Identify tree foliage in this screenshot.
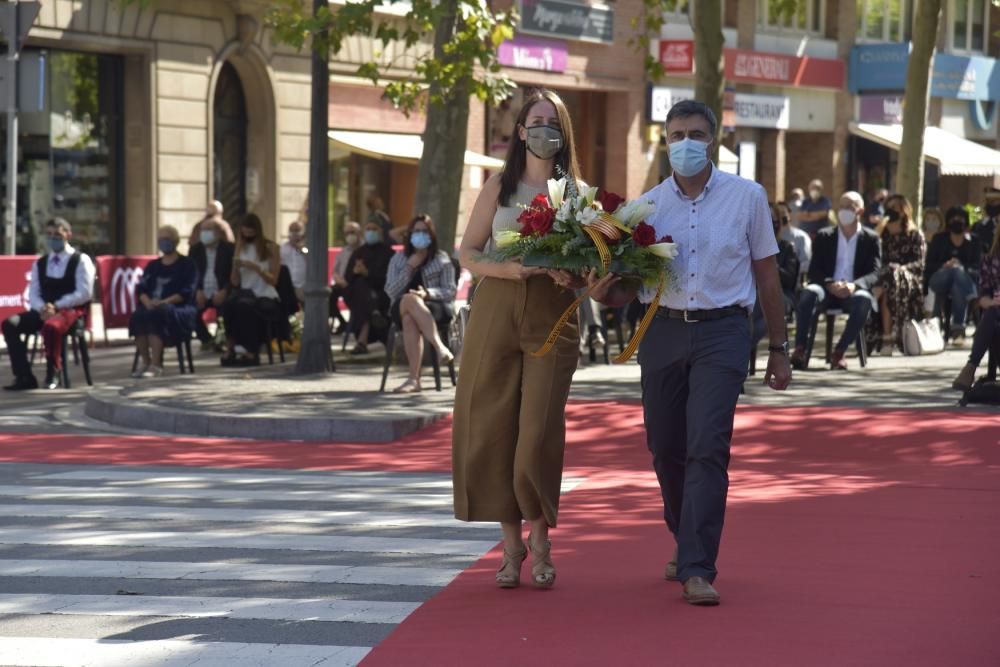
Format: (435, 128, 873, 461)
(267, 0, 517, 114)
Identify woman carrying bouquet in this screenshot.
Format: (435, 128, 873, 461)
(453, 89, 593, 589)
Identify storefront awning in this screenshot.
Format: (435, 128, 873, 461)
(849, 122, 1000, 177)
(329, 130, 505, 169)
(718, 144, 738, 174)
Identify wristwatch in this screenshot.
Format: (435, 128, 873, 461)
(768, 341, 789, 355)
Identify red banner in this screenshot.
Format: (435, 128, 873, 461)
(0, 256, 37, 323)
(96, 255, 157, 330)
(725, 47, 844, 88)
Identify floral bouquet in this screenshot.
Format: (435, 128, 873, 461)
(490, 177, 677, 290)
(486, 176, 677, 362)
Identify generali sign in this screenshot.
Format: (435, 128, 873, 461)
(656, 42, 845, 90)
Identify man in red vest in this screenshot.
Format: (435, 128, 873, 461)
(2, 218, 95, 390)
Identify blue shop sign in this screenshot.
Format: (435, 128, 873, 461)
(850, 43, 1000, 101)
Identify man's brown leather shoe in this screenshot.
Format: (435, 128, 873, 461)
(830, 348, 848, 371)
(664, 548, 679, 581)
(682, 576, 720, 606)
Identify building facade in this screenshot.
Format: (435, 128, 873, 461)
(2, 0, 312, 257)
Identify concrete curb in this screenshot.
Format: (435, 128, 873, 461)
(84, 386, 447, 443)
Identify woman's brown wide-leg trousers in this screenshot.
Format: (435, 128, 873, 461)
(452, 275, 579, 527)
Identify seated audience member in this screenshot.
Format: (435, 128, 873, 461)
(384, 215, 456, 393)
(922, 207, 944, 238)
(752, 203, 800, 348)
(280, 220, 307, 304)
(129, 226, 199, 378)
(2, 218, 95, 390)
(871, 194, 925, 354)
(797, 179, 833, 238)
(972, 187, 1000, 257)
(188, 200, 235, 246)
(953, 225, 1000, 391)
(222, 213, 281, 366)
(343, 220, 394, 355)
(330, 221, 362, 335)
(864, 188, 888, 230)
(777, 200, 811, 283)
(791, 191, 881, 371)
(189, 217, 235, 346)
(925, 207, 981, 341)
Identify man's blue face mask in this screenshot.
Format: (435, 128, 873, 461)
(668, 138, 711, 178)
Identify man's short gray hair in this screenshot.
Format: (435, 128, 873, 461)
(665, 100, 718, 139)
(841, 191, 865, 209)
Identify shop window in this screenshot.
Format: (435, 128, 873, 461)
(757, 0, 824, 34)
(1, 49, 124, 257)
(949, 0, 989, 52)
(658, 0, 723, 25)
(855, 0, 915, 42)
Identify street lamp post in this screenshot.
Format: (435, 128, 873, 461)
(294, 0, 334, 374)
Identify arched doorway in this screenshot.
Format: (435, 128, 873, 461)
(213, 62, 248, 223)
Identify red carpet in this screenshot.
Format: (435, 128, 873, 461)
(2, 405, 999, 665)
(360, 405, 1000, 667)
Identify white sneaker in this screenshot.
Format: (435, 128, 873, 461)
(141, 365, 163, 378)
(131, 362, 150, 379)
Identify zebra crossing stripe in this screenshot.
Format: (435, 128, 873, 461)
(0, 637, 370, 667)
(0, 527, 499, 555)
(0, 593, 419, 624)
(2, 502, 477, 529)
(0, 558, 462, 587)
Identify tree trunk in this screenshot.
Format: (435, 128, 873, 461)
(897, 0, 942, 226)
(294, 0, 334, 375)
(413, 0, 469, 253)
(692, 1, 725, 160)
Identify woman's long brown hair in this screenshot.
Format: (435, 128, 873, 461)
(238, 213, 272, 261)
(499, 89, 582, 207)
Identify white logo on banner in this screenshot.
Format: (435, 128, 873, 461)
(110, 267, 144, 315)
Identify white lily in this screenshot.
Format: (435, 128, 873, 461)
(648, 241, 679, 260)
(547, 178, 566, 209)
(582, 185, 599, 206)
(555, 198, 573, 223)
(495, 229, 522, 249)
(578, 205, 600, 226)
(619, 200, 657, 227)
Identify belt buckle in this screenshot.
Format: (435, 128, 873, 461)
(683, 309, 695, 323)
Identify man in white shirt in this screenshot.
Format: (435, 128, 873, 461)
(280, 220, 307, 304)
(591, 100, 791, 606)
(2, 218, 95, 390)
(791, 191, 881, 371)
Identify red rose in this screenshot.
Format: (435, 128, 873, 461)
(531, 208, 556, 236)
(530, 193, 551, 209)
(597, 190, 626, 214)
(658, 234, 673, 243)
(632, 222, 656, 247)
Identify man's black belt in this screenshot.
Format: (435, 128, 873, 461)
(656, 305, 746, 322)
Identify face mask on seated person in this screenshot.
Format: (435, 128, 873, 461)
(345, 233, 359, 246)
(364, 230, 381, 245)
(837, 209, 857, 226)
(948, 220, 966, 235)
(410, 231, 432, 250)
(885, 209, 901, 223)
(47, 238, 66, 254)
(158, 239, 177, 255)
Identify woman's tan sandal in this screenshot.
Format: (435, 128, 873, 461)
(528, 535, 556, 588)
(496, 547, 527, 588)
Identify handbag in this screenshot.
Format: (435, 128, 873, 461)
(902, 317, 945, 356)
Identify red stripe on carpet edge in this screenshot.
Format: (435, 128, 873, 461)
(359, 407, 1000, 667)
